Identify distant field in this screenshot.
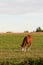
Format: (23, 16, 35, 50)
(0, 33, 43, 63)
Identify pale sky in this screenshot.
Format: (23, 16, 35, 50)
(0, 0, 43, 32)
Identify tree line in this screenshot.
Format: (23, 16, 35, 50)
(36, 27, 43, 32)
(24, 27, 43, 33)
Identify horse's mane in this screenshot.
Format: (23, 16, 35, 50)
(21, 36, 27, 47)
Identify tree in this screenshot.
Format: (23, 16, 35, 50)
(36, 27, 42, 32)
(24, 30, 29, 33)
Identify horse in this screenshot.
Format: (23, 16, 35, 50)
(21, 35, 32, 52)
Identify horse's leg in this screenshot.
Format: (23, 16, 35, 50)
(27, 46, 31, 51)
(27, 43, 31, 51)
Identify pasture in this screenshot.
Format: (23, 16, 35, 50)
(0, 32, 43, 64)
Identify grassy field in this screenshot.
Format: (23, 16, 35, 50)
(0, 32, 43, 64)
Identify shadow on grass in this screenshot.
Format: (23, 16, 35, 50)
(0, 58, 43, 65)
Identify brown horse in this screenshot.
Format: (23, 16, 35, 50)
(21, 35, 32, 52)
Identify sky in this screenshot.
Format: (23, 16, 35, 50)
(0, 0, 43, 32)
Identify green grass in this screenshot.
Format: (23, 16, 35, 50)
(0, 33, 43, 50)
(0, 33, 29, 50)
(0, 33, 43, 64)
(0, 58, 43, 65)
